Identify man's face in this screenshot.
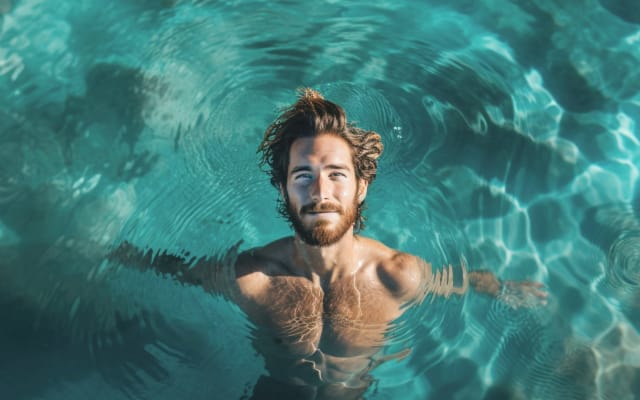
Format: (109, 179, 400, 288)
(283, 134, 367, 246)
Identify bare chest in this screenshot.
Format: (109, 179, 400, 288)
(244, 274, 402, 358)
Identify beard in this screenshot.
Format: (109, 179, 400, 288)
(286, 195, 359, 247)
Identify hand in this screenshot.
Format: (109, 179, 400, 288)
(498, 280, 548, 309)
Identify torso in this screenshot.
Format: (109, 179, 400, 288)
(233, 236, 418, 390)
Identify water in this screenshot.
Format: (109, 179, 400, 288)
(1, 0, 639, 399)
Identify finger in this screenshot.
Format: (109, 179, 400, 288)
(530, 288, 548, 298)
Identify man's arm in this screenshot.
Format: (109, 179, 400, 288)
(379, 254, 469, 304)
(406, 256, 547, 308)
(107, 241, 241, 296)
(468, 269, 548, 308)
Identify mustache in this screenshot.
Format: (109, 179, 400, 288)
(301, 202, 343, 214)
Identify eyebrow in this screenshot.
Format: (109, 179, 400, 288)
(289, 164, 351, 174)
(326, 164, 351, 171)
(290, 165, 312, 174)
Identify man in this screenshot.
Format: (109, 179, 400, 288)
(111, 88, 547, 399)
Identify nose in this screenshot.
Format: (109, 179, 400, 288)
(310, 174, 329, 202)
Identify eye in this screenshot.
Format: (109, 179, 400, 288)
(294, 173, 312, 181)
(330, 172, 347, 178)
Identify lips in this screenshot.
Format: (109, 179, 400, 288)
(305, 211, 339, 219)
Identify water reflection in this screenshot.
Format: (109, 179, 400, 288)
(1, 0, 639, 398)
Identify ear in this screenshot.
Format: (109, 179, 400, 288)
(357, 179, 368, 204)
(279, 183, 286, 199)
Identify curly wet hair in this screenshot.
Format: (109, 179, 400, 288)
(257, 88, 384, 232)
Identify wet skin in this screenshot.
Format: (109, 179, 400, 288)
(235, 236, 425, 393)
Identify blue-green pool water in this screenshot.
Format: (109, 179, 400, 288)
(1, 0, 639, 399)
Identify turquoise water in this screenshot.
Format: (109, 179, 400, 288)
(1, 0, 639, 399)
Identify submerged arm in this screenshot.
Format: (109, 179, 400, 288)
(107, 241, 240, 295)
(413, 258, 547, 308)
(387, 256, 469, 304)
(420, 260, 469, 299)
(468, 269, 548, 308)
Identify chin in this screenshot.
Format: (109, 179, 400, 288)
(289, 209, 354, 246)
(307, 225, 350, 246)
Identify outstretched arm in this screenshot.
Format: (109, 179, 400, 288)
(107, 241, 240, 296)
(411, 257, 547, 308)
(469, 270, 548, 308)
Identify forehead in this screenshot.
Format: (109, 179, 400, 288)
(288, 134, 354, 168)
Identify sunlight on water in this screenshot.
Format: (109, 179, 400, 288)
(1, 0, 640, 399)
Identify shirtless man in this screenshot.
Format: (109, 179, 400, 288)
(110, 88, 547, 399)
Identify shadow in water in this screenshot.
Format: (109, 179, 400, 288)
(0, 290, 208, 400)
(52, 62, 162, 177)
(0, 240, 216, 400)
(0, 0, 10, 15)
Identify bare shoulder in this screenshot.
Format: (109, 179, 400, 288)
(234, 237, 292, 299)
(357, 236, 430, 302)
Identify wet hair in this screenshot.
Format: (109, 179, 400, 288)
(257, 88, 384, 231)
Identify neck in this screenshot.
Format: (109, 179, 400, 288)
(291, 229, 360, 284)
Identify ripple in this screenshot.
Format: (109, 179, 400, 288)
(608, 230, 640, 289)
(2, 0, 640, 398)
(316, 82, 408, 165)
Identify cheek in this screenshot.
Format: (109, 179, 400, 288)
(286, 184, 304, 202)
(336, 184, 356, 200)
